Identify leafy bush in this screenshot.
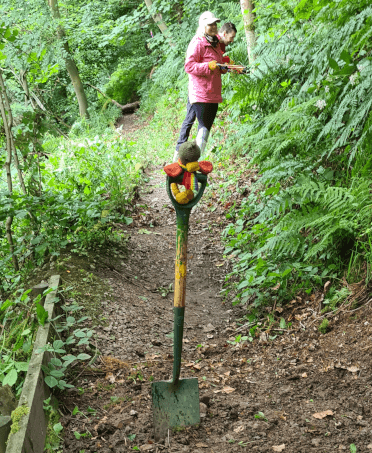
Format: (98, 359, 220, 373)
(105, 56, 153, 105)
(220, 0, 372, 313)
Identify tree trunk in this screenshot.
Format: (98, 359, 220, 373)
(240, 0, 256, 64)
(0, 71, 27, 195)
(144, 0, 174, 47)
(0, 70, 19, 271)
(48, 0, 89, 118)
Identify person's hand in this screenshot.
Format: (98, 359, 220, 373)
(208, 60, 217, 71)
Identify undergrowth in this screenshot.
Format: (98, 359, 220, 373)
(211, 0, 372, 323)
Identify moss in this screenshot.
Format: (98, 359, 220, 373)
(44, 409, 62, 453)
(9, 404, 30, 436)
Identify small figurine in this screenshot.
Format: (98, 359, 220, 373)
(163, 141, 213, 204)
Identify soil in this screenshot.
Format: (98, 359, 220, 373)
(56, 115, 372, 453)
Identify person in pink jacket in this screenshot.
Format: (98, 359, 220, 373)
(173, 11, 229, 162)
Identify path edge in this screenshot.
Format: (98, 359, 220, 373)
(5, 275, 62, 453)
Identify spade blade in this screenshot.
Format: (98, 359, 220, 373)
(152, 378, 200, 441)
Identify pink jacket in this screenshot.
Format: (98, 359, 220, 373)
(184, 36, 224, 104)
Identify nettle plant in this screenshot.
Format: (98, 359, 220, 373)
(0, 287, 56, 394)
(36, 302, 94, 391)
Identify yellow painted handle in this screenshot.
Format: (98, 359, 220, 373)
(174, 237, 187, 308)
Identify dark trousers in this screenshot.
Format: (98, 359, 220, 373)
(176, 100, 218, 152)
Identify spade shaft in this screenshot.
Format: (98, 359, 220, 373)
(152, 172, 208, 441)
(172, 207, 190, 384)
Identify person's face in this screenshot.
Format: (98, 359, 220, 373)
(205, 22, 218, 36)
(220, 31, 236, 46)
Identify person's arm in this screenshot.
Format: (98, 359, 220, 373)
(184, 38, 212, 76)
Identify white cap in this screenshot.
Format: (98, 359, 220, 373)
(199, 11, 220, 28)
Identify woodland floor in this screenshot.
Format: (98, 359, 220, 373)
(40, 114, 372, 453)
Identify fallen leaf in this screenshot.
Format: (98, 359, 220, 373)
(193, 364, 202, 370)
(203, 323, 215, 332)
(234, 425, 245, 433)
(185, 363, 194, 367)
(146, 354, 161, 360)
(367, 444, 372, 449)
(272, 445, 286, 452)
(94, 416, 108, 432)
(295, 312, 310, 321)
(313, 410, 333, 419)
(275, 307, 283, 313)
(138, 229, 152, 234)
(307, 357, 314, 363)
(224, 371, 231, 377)
(324, 281, 331, 293)
(271, 283, 281, 290)
(301, 372, 307, 378)
(222, 386, 235, 394)
(195, 443, 208, 448)
(207, 334, 214, 339)
(347, 366, 360, 373)
(105, 372, 115, 383)
(183, 338, 189, 343)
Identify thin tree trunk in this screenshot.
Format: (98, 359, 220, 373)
(240, 0, 256, 64)
(19, 69, 37, 109)
(48, 0, 89, 118)
(144, 0, 174, 47)
(0, 70, 19, 271)
(0, 71, 27, 195)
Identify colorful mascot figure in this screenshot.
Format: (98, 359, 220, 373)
(163, 141, 213, 205)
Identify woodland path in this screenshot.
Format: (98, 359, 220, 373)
(58, 115, 372, 453)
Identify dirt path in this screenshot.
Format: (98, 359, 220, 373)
(58, 115, 372, 453)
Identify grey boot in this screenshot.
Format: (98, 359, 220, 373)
(196, 127, 210, 156)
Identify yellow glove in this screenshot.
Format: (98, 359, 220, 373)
(208, 60, 217, 71)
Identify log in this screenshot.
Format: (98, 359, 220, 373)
(85, 83, 140, 113)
